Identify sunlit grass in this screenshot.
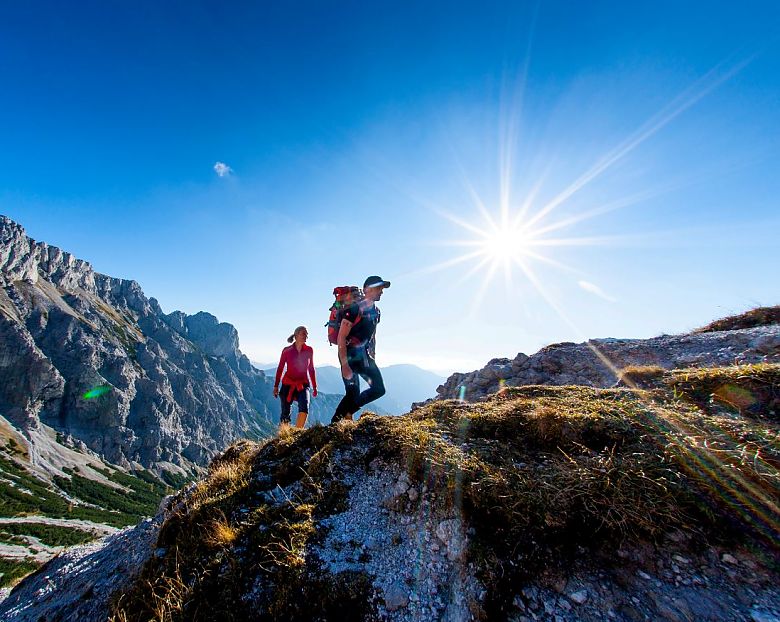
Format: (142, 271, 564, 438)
(110, 371, 778, 620)
(695, 305, 780, 333)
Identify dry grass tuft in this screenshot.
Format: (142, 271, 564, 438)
(618, 364, 667, 388)
(253, 503, 316, 571)
(203, 510, 239, 549)
(695, 305, 780, 333)
(109, 556, 190, 622)
(668, 363, 780, 420)
(276, 422, 295, 440)
(109, 423, 373, 622)
(376, 390, 688, 542)
(377, 383, 779, 556)
(185, 440, 262, 512)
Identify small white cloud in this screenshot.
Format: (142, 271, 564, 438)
(578, 280, 617, 303)
(213, 162, 233, 177)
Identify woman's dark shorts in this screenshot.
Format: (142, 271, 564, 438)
(279, 384, 310, 423)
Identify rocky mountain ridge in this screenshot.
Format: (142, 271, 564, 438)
(0, 215, 313, 476)
(2, 360, 778, 621)
(436, 321, 780, 402)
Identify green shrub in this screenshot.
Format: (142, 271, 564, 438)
(0, 558, 40, 588)
(0, 457, 167, 528)
(0, 523, 97, 547)
(160, 469, 192, 489)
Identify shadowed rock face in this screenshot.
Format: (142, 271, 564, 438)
(436, 325, 780, 402)
(0, 215, 278, 471)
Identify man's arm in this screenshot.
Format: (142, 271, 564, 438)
(337, 318, 353, 379)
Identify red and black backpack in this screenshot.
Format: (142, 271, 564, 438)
(326, 286, 363, 345)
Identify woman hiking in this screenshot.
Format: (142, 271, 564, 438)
(273, 326, 318, 429)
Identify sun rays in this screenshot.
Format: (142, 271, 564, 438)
(391, 54, 780, 545)
(407, 54, 753, 319)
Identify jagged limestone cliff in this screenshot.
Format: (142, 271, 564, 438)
(0, 215, 281, 474)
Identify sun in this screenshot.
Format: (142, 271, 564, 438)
(429, 197, 559, 301)
(481, 223, 532, 262)
(407, 53, 750, 311)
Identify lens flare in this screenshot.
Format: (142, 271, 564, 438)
(83, 385, 112, 400)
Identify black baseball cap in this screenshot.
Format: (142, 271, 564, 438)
(363, 275, 391, 289)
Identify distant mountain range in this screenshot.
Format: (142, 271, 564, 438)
(257, 363, 445, 415)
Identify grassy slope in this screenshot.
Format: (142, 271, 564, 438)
(0, 457, 180, 588)
(110, 363, 780, 622)
(0, 523, 96, 547)
(0, 457, 171, 527)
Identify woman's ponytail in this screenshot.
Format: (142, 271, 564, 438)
(287, 325, 307, 344)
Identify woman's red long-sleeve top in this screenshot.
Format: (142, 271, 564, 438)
(274, 344, 317, 391)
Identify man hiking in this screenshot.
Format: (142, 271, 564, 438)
(331, 275, 390, 423)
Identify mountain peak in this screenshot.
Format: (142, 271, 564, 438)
(0, 215, 278, 473)
(164, 310, 240, 358)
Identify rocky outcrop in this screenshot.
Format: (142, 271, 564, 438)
(436, 324, 780, 401)
(5, 474, 779, 622)
(0, 215, 283, 472)
(0, 514, 163, 621)
(3, 384, 779, 622)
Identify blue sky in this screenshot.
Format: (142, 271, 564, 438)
(2, 1, 779, 374)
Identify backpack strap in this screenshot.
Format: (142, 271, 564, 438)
(347, 307, 363, 346)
